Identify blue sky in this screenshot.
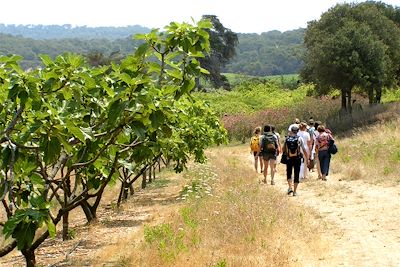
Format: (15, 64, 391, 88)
(2, 0, 399, 33)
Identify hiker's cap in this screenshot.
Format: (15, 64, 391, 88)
(308, 119, 314, 124)
(291, 125, 299, 132)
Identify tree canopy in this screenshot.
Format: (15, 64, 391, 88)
(301, 1, 400, 110)
(197, 15, 238, 90)
(0, 19, 226, 266)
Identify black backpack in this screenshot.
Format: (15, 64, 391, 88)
(285, 135, 300, 158)
(261, 133, 277, 154)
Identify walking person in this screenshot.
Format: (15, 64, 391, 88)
(271, 125, 282, 173)
(307, 119, 316, 172)
(316, 125, 333, 181)
(297, 122, 311, 180)
(260, 125, 279, 185)
(313, 120, 323, 179)
(250, 126, 263, 173)
(284, 125, 308, 196)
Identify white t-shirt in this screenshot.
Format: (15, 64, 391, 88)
(297, 130, 311, 154)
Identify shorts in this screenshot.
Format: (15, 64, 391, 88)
(253, 151, 260, 157)
(262, 153, 277, 161)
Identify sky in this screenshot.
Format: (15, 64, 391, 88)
(1, 0, 399, 33)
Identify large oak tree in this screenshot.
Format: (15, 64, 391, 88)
(301, 1, 400, 111)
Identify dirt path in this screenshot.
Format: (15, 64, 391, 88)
(249, 152, 400, 266)
(1, 149, 399, 266)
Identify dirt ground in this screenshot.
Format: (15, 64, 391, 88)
(1, 146, 399, 266)
(254, 153, 400, 267)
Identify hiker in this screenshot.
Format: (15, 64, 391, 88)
(313, 120, 323, 179)
(297, 122, 311, 180)
(271, 125, 282, 173)
(250, 126, 263, 173)
(288, 118, 300, 132)
(260, 125, 279, 185)
(283, 125, 308, 196)
(307, 119, 316, 172)
(315, 125, 334, 181)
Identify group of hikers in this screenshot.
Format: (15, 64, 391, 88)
(250, 118, 337, 196)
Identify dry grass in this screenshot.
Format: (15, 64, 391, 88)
(121, 145, 326, 267)
(333, 117, 400, 185)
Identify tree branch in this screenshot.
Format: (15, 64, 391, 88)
(0, 240, 17, 257)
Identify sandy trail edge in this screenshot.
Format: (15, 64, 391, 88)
(247, 151, 400, 267)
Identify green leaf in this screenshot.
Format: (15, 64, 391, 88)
(39, 54, 53, 66)
(166, 69, 183, 80)
(150, 110, 165, 129)
(42, 136, 61, 164)
(134, 43, 149, 58)
(30, 173, 45, 188)
(46, 219, 56, 238)
(108, 100, 125, 126)
(66, 121, 85, 143)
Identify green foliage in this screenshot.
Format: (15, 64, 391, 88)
(0, 26, 306, 77)
(144, 223, 186, 261)
(3, 208, 55, 250)
(195, 82, 309, 116)
(223, 29, 305, 76)
(0, 19, 227, 261)
(215, 259, 228, 267)
(301, 1, 400, 107)
(198, 15, 238, 90)
(382, 88, 400, 103)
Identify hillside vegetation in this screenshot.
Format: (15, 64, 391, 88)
(0, 24, 304, 75)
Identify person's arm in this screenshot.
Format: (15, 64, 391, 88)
(306, 134, 312, 155)
(300, 139, 308, 161)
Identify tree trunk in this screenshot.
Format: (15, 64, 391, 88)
(21, 249, 36, 267)
(148, 167, 152, 183)
(141, 171, 147, 189)
(80, 200, 96, 223)
(152, 165, 156, 181)
(347, 91, 352, 114)
(375, 87, 382, 103)
(62, 211, 70, 241)
(341, 90, 347, 111)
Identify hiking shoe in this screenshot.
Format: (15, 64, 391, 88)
(262, 179, 267, 184)
(260, 169, 263, 173)
(287, 188, 293, 195)
(271, 180, 275, 185)
(293, 192, 298, 197)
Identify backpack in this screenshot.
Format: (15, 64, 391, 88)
(250, 136, 260, 152)
(328, 139, 338, 155)
(285, 135, 300, 158)
(261, 133, 277, 153)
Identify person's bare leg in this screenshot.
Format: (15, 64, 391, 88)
(259, 156, 264, 173)
(263, 159, 268, 183)
(270, 159, 276, 184)
(293, 182, 299, 195)
(254, 155, 258, 172)
(287, 179, 293, 194)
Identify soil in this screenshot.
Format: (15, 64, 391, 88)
(252, 152, 400, 267)
(1, 147, 399, 266)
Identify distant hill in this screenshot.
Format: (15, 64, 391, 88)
(0, 24, 304, 76)
(223, 29, 305, 76)
(0, 24, 151, 39)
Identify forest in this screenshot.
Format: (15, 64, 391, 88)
(0, 24, 304, 75)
